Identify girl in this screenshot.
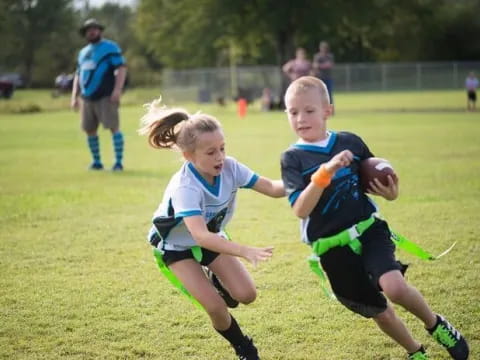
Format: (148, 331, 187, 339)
(139, 99, 284, 360)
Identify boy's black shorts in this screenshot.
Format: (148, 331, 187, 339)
(320, 218, 405, 318)
(467, 90, 476, 102)
(162, 247, 220, 266)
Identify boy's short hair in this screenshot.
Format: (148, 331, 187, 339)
(284, 76, 330, 105)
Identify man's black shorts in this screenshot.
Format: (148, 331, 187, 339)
(162, 247, 220, 266)
(320, 218, 404, 318)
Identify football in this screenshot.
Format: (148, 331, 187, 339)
(359, 157, 398, 192)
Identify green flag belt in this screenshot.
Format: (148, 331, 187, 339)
(308, 215, 457, 299)
(153, 247, 205, 311)
(152, 232, 232, 310)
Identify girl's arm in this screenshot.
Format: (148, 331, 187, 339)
(183, 215, 273, 267)
(251, 177, 285, 198)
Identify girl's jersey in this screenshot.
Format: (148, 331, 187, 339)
(151, 156, 259, 251)
(281, 131, 377, 244)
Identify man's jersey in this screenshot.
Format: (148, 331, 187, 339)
(76, 39, 126, 100)
(281, 131, 377, 244)
(150, 156, 259, 251)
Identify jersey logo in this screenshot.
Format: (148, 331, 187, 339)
(206, 207, 228, 233)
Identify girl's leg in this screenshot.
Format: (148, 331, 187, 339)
(208, 254, 257, 305)
(373, 304, 422, 353)
(169, 258, 230, 329)
(379, 270, 437, 329)
(169, 258, 258, 359)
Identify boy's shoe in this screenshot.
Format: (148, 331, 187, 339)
(205, 268, 239, 308)
(89, 162, 104, 170)
(234, 336, 259, 360)
(111, 163, 123, 171)
(408, 346, 429, 360)
(428, 314, 469, 360)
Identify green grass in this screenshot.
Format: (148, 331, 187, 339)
(1, 90, 479, 359)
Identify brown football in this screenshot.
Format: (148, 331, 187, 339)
(359, 157, 398, 192)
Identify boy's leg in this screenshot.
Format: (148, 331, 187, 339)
(373, 304, 422, 354)
(379, 270, 437, 328)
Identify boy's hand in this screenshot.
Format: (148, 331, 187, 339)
(367, 175, 398, 200)
(324, 150, 354, 174)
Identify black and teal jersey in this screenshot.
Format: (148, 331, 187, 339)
(281, 131, 377, 243)
(76, 39, 126, 100)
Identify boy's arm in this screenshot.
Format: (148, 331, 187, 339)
(291, 150, 354, 219)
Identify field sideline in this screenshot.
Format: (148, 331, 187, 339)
(0, 90, 479, 359)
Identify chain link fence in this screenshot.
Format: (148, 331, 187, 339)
(159, 61, 480, 103)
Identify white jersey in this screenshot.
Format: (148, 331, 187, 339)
(150, 156, 259, 251)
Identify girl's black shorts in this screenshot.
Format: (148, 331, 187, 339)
(162, 247, 220, 266)
(320, 218, 406, 318)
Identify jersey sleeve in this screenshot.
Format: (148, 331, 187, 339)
(171, 186, 202, 218)
(281, 150, 305, 206)
(356, 134, 374, 160)
(229, 157, 259, 189)
(108, 42, 126, 68)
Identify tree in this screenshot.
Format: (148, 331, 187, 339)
(0, 0, 76, 86)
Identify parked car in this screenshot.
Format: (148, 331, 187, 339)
(0, 73, 25, 88)
(0, 79, 14, 98)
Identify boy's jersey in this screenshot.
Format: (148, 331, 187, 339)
(281, 131, 377, 244)
(76, 39, 126, 100)
(151, 156, 259, 251)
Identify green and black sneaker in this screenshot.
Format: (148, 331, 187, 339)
(408, 345, 429, 360)
(428, 314, 469, 360)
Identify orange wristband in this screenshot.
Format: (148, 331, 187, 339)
(311, 164, 333, 188)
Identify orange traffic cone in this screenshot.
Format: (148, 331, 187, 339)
(237, 98, 247, 118)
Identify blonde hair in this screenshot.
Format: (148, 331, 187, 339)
(284, 76, 330, 105)
(138, 97, 222, 152)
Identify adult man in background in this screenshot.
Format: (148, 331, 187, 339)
(71, 18, 127, 171)
(312, 41, 335, 107)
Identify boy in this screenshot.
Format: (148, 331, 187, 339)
(280, 76, 469, 359)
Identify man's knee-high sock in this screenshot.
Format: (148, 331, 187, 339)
(87, 135, 101, 165)
(112, 131, 124, 165)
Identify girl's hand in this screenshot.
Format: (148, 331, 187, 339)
(367, 175, 398, 200)
(243, 246, 274, 267)
(324, 150, 354, 174)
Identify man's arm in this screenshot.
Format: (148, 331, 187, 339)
(110, 65, 127, 103)
(70, 73, 80, 111)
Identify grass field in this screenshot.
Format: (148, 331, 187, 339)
(1, 89, 479, 359)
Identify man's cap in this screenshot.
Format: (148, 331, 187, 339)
(79, 18, 105, 36)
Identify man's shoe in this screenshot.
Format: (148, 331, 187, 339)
(111, 163, 123, 171)
(205, 268, 239, 308)
(408, 345, 429, 360)
(89, 162, 104, 170)
(429, 314, 469, 360)
(234, 336, 259, 360)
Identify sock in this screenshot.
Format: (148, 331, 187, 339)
(112, 131, 124, 165)
(215, 315, 245, 346)
(87, 135, 101, 165)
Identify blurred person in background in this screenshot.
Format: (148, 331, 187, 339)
(71, 18, 127, 171)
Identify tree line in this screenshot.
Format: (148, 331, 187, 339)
(0, 0, 479, 87)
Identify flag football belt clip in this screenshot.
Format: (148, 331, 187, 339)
(309, 216, 376, 299)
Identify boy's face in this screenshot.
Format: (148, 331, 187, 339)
(285, 87, 331, 142)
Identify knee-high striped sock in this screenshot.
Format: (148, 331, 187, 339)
(112, 131, 124, 166)
(87, 135, 102, 165)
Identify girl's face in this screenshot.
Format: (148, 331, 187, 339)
(285, 87, 332, 142)
(185, 129, 225, 183)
